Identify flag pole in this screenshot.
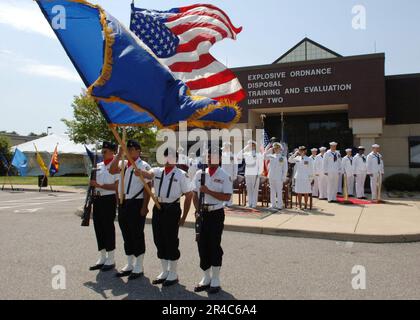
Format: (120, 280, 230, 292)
(109, 126, 161, 210)
(119, 128, 127, 205)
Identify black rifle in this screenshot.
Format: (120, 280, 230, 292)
(195, 167, 206, 242)
(81, 148, 98, 227)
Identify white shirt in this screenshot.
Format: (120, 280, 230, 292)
(238, 151, 264, 176)
(152, 167, 191, 203)
(367, 152, 385, 175)
(323, 150, 342, 174)
(96, 161, 119, 196)
(289, 155, 314, 180)
(264, 151, 288, 181)
(352, 153, 367, 174)
(194, 167, 233, 208)
(342, 156, 354, 176)
(314, 153, 325, 175)
(122, 158, 152, 200)
(221, 151, 238, 179)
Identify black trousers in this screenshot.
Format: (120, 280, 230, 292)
(152, 203, 181, 261)
(93, 195, 117, 252)
(197, 209, 225, 271)
(118, 199, 146, 257)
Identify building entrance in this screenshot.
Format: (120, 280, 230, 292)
(265, 112, 354, 151)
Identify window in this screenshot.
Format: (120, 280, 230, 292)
(409, 137, 420, 168)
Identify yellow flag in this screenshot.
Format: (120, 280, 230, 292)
(34, 144, 49, 177)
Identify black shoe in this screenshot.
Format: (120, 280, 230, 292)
(194, 284, 210, 293)
(152, 278, 167, 285)
(115, 270, 132, 278)
(163, 279, 179, 287)
(208, 286, 221, 294)
(89, 264, 104, 271)
(128, 272, 144, 281)
(101, 264, 115, 272)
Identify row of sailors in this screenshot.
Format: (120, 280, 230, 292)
(184, 141, 385, 209)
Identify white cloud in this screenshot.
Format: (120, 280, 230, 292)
(0, 49, 81, 83)
(19, 63, 81, 83)
(0, 0, 55, 39)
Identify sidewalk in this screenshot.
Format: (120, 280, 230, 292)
(7, 185, 419, 243)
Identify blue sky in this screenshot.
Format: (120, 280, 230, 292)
(1, 0, 419, 135)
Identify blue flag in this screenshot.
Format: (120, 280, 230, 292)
(11, 149, 28, 177)
(36, 0, 241, 129)
(85, 146, 103, 166)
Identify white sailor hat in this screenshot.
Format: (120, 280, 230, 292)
(273, 142, 282, 148)
(311, 148, 318, 152)
(329, 142, 338, 146)
(372, 144, 380, 148)
(247, 140, 257, 145)
(358, 146, 366, 150)
(319, 147, 327, 151)
(345, 148, 352, 152)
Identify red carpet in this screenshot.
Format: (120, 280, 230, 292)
(336, 196, 373, 205)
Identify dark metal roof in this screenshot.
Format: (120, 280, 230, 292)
(272, 37, 342, 64)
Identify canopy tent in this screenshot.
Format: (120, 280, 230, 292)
(12, 134, 94, 176)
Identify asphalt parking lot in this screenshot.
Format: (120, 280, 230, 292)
(2, 190, 420, 300)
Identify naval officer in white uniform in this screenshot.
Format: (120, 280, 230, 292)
(367, 144, 385, 201)
(221, 142, 238, 207)
(310, 148, 319, 197)
(352, 146, 368, 199)
(264, 142, 288, 210)
(315, 147, 327, 200)
(238, 140, 264, 208)
(342, 148, 355, 197)
(323, 142, 341, 203)
(289, 146, 314, 210)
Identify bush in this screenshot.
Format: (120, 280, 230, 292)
(383, 174, 417, 192)
(0, 135, 12, 176)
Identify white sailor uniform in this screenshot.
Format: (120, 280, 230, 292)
(342, 155, 355, 196)
(314, 154, 327, 199)
(310, 155, 319, 197)
(289, 155, 314, 194)
(264, 151, 288, 209)
(352, 154, 368, 198)
(367, 152, 384, 200)
(240, 151, 263, 208)
(323, 150, 341, 201)
(221, 151, 238, 206)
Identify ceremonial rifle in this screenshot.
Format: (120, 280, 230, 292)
(196, 165, 207, 242)
(81, 146, 98, 227)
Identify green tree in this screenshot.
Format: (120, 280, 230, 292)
(62, 92, 157, 152)
(0, 135, 12, 176)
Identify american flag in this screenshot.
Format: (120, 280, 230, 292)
(130, 4, 246, 102)
(262, 128, 270, 177)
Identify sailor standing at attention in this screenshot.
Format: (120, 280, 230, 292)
(352, 147, 368, 199)
(89, 141, 119, 272)
(264, 142, 288, 210)
(323, 142, 341, 203)
(367, 144, 385, 201)
(315, 147, 328, 200)
(140, 148, 193, 287)
(310, 148, 319, 198)
(109, 140, 152, 281)
(193, 147, 233, 294)
(288, 146, 314, 210)
(342, 148, 355, 197)
(238, 140, 263, 209)
(221, 142, 238, 207)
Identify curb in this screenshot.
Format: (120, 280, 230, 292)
(74, 209, 420, 244)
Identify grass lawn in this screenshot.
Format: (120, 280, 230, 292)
(1, 176, 89, 186)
